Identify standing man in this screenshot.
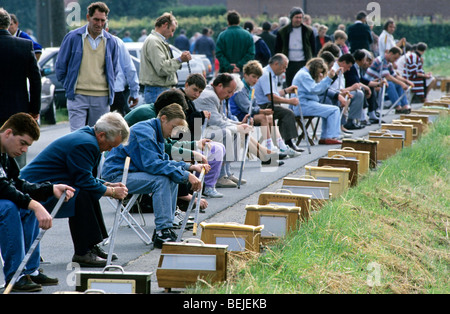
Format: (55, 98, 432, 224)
(347, 11, 373, 54)
(215, 10, 255, 74)
(107, 28, 140, 116)
(21, 112, 130, 267)
(193, 28, 216, 74)
(378, 19, 406, 57)
(0, 8, 41, 169)
(8, 13, 43, 61)
(140, 12, 192, 104)
(56, 2, 119, 132)
(259, 22, 276, 57)
(275, 7, 315, 87)
(0, 113, 75, 292)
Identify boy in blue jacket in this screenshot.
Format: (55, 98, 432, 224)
(102, 104, 210, 248)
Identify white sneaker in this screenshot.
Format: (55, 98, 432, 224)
(203, 187, 223, 198)
(280, 147, 301, 157)
(216, 176, 237, 188)
(228, 175, 247, 185)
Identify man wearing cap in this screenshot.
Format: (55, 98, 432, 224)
(275, 7, 315, 87)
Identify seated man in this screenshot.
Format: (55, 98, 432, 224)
(101, 104, 210, 248)
(404, 42, 436, 102)
(292, 58, 342, 145)
(1, 113, 75, 292)
(364, 46, 414, 114)
(346, 49, 382, 124)
(179, 74, 226, 198)
(229, 60, 300, 157)
(253, 53, 303, 152)
(327, 53, 366, 131)
(21, 112, 129, 268)
(194, 73, 283, 188)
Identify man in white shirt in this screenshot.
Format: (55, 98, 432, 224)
(378, 19, 406, 56)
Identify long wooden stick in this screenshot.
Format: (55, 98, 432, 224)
(238, 89, 254, 189)
(3, 191, 67, 294)
(176, 168, 206, 241)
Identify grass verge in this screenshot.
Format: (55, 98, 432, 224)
(189, 115, 450, 294)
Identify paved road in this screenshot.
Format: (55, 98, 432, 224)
(0, 94, 439, 294)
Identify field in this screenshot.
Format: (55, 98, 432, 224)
(189, 115, 450, 294)
(423, 46, 450, 77)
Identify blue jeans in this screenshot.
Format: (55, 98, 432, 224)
(386, 82, 408, 108)
(0, 200, 40, 283)
(144, 86, 169, 104)
(107, 172, 178, 231)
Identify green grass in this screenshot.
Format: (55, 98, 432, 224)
(423, 46, 450, 77)
(189, 116, 450, 294)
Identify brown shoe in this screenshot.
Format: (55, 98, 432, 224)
(72, 251, 107, 267)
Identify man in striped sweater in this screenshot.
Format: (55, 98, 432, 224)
(404, 43, 436, 102)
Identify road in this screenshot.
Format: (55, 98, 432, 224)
(0, 93, 439, 294)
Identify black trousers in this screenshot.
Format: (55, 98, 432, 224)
(259, 103, 298, 141)
(68, 190, 108, 256)
(285, 60, 307, 87)
(110, 91, 131, 116)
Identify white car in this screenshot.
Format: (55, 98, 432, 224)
(124, 42, 209, 87)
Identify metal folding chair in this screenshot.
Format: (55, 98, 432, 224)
(99, 156, 152, 265)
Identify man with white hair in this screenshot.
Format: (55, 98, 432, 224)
(21, 112, 130, 268)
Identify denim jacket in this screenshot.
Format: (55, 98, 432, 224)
(101, 118, 191, 184)
(55, 25, 119, 105)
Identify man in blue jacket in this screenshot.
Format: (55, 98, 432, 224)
(56, 2, 119, 132)
(101, 104, 210, 248)
(21, 112, 130, 267)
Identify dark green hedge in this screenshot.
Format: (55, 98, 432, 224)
(109, 14, 450, 49)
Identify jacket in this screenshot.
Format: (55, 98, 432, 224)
(193, 85, 240, 131)
(229, 80, 260, 121)
(347, 22, 373, 53)
(0, 29, 41, 124)
(101, 118, 191, 185)
(293, 67, 332, 104)
(21, 127, 107, 218)
(275, 23, 315, 62)
(216, 25, 255, 73)
(139, 30, 181, 87)
(0, 153, 53, 210)
(55, 25, 119, 105)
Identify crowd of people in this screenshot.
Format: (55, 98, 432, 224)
(0, 2, 436, 292)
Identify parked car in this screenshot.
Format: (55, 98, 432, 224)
(39, 76, 57, 125)
(124, 42, 211, 86)
(39, 47, 66, 109)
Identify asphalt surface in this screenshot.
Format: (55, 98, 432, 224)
(0, 92, 440, 294)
